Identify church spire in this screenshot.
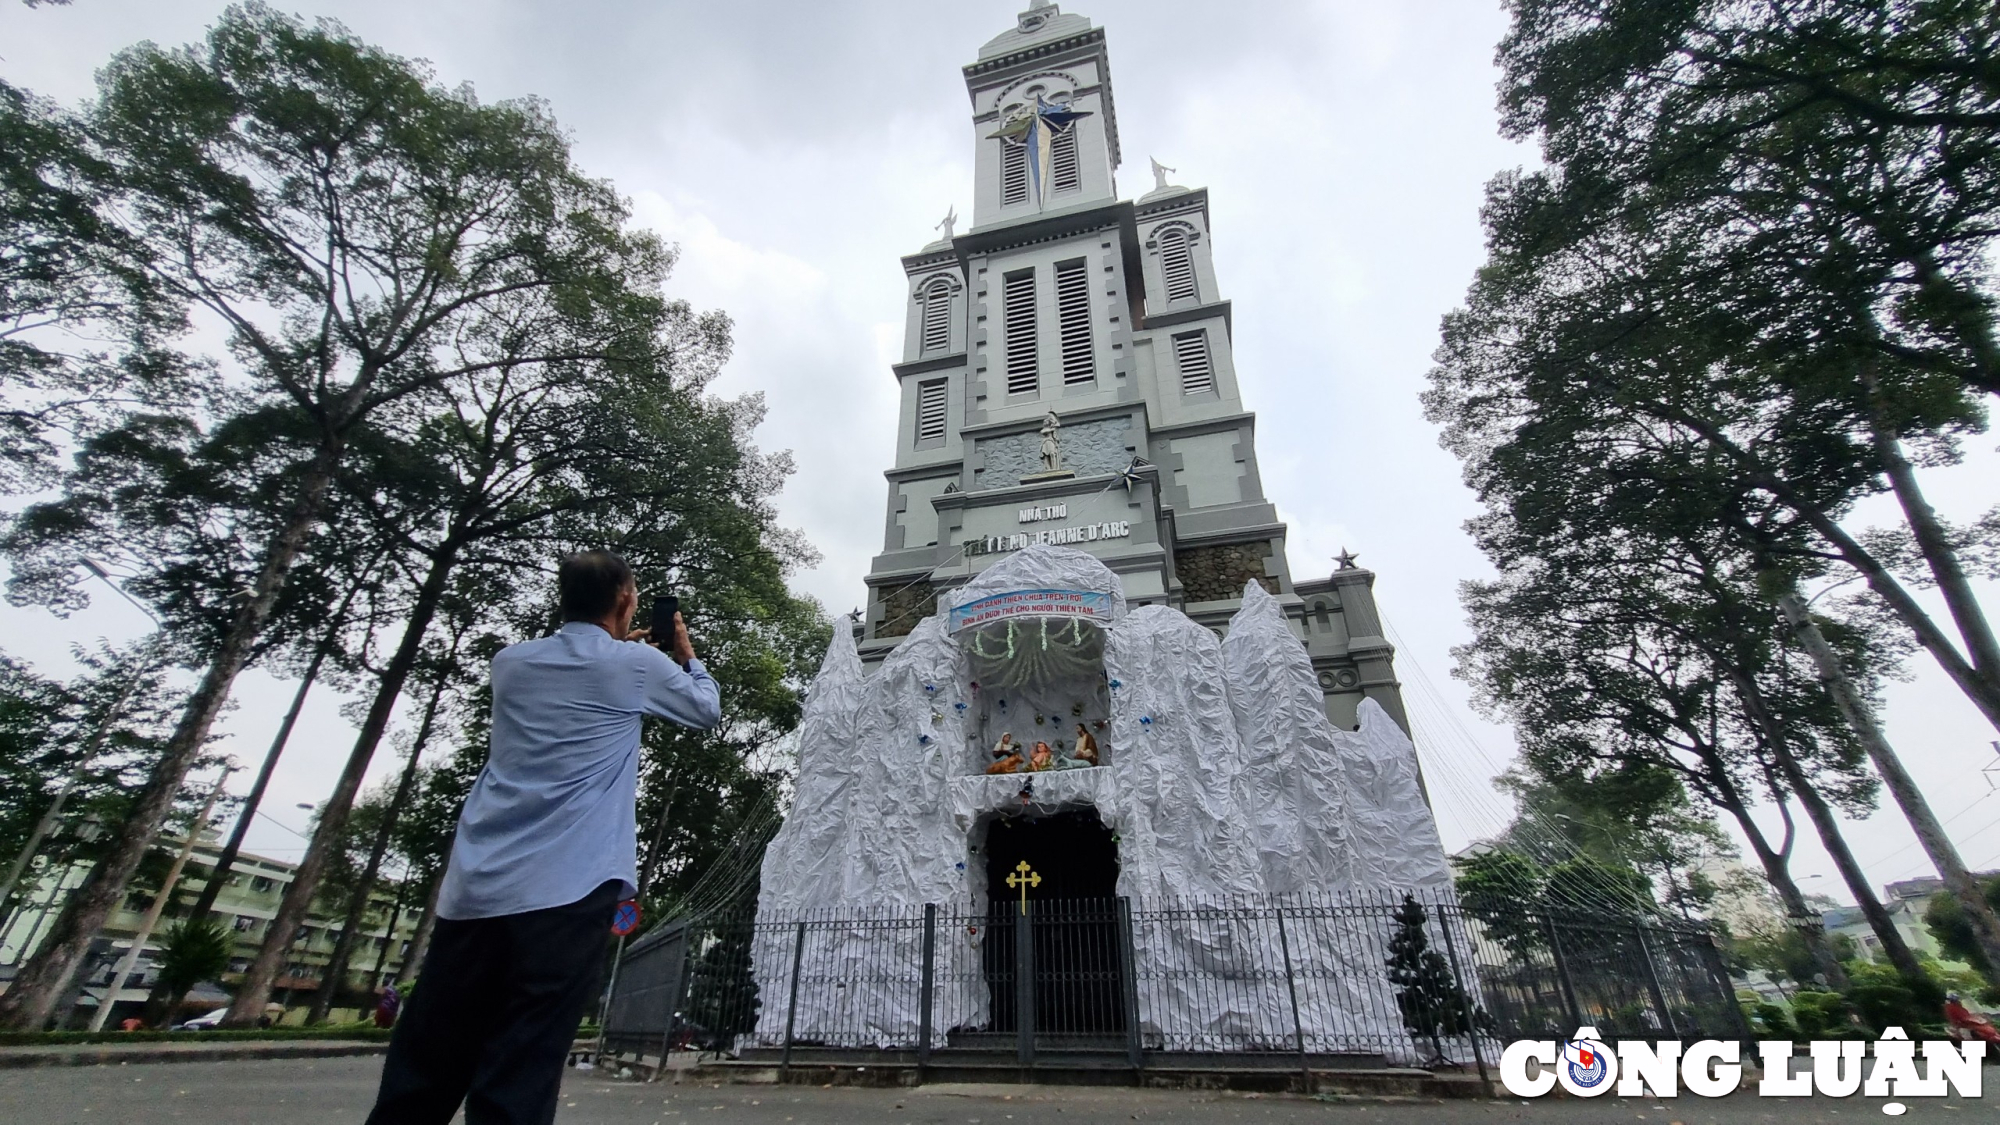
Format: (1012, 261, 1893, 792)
(967, 2, 1118, 225)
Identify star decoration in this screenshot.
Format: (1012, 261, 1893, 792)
(1334, 548, 1360, 571)
(986, 95, 1095, 207)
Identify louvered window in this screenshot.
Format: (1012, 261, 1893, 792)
(1159, 226, 1198, 304)
(1174, 330, 1214, 395)
(1003, 270, 1038, 396)
(1001, 141, 1029, 206)
(1050, 127, 1080, 193)
(920, 280, 951, 354)
(1055, 259, 1093, 385)
(915, 379, 948, 443)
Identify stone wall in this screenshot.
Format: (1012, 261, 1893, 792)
(1176, 542, 1277, 603)
(876, 580, 937, 639)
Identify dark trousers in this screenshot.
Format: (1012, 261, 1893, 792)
(365, 880, 620, 1125)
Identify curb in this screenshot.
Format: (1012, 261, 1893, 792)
(678, 1060, 1493, 1099)
(0, 1041, 390, 1070)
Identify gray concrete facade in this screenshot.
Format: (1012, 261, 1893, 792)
(861, 2, 1409, 735)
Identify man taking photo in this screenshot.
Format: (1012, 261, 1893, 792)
(366, 550, 720, 1125)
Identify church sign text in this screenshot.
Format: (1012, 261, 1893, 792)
(1019, 503, 1067, 524)
(965, 520, 1131, 557)
(947, 588, 1114, 634)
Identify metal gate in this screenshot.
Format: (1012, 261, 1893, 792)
(976, 898, 1139, 1063)
(600, 918, 691, 1060)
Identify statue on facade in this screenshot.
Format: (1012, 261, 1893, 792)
(935, 206, 957, 242)
(1038, 411, 1063, 473)
(986, 732, 1025, 775)
(1150, 157, 1177, 192)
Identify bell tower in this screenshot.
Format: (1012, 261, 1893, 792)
(858, 3, 1413, 736)
(967, 1, 1121, 226)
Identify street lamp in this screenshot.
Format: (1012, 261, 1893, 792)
(79, 558, 161, 627)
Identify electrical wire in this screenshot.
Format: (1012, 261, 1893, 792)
(1861, 790, 1995, 875)
(1382, 613, 1672, 913)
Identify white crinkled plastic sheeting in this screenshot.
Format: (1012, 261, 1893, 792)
(751, 548, 1455, 1058)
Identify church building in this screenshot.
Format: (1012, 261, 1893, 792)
(749, 3, 1452, 1060)
(860, 0, 1408, 736)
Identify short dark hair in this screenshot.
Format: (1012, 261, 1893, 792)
(558, 551, 634, 621)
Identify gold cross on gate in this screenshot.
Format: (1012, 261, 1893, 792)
(1006, 860, 1041, 914)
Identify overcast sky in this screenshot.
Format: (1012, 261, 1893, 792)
(2, 0, 1996, 906)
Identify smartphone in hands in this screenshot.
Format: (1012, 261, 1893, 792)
(650, 595, 679, 646)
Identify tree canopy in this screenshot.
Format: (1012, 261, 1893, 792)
(0, 4, 825, 1030)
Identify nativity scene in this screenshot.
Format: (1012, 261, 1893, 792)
(754, 545, 1451, 1056)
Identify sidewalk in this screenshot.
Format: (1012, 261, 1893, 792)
(0, 1037, 390, 1069)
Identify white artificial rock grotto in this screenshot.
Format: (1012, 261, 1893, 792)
(753, 546, 1451, 1055)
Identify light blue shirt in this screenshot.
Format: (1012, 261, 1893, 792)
(437, 622, 721, 920)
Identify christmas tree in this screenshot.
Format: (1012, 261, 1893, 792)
(1385, 894, 1488, 1066)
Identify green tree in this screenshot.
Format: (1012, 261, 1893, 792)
(0, 77, 176, 495)
(1428, 0, 2000, 992)
(1925, 877, 2000, 977)
(0, 1, 712, 1030)
(1451, 534, 1892, 986)
(0, 642, 186, 923)
(152, 916, 231, 1023)
(1453, 850, 1547, 958)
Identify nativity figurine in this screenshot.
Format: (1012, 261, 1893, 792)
(1058, 724, 1098, 769)
(985, 732, 1024, 775)
(1027, 740, 1055, 772)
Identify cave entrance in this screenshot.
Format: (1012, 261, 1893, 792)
(980, 807, 1128, 1044)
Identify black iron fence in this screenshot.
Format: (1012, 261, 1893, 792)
(602, 891, 1745, 1073)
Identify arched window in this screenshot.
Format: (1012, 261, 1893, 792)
(920, 279, 952, 354)
(1158, 225, 1198, 304)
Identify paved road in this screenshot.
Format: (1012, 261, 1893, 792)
(0, 1055, 1978, 1123)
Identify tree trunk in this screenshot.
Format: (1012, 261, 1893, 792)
(189, 574, 369, 924)
(0, 445, 341, 1031)
(1724, 666, 1921, 987)
(365, 872, 413, 991)
(1769, 488, 2000, 732)
(394, 873, 443, 990)
(1870, 421, 2000, 681)
(225, 545, 455, 1026)
(1775, 736, 1927, 985)
(1695, 737, 1851, 991)
(1639, 400, 2000, 731)
(1773, 585, 2000, 979)
(308, 668, 448, 1024)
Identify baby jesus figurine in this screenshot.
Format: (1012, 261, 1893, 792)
(1058, 724, 1098, 768)
(1027, 741, 1055, 771)
(985, 732, 1025, 775)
